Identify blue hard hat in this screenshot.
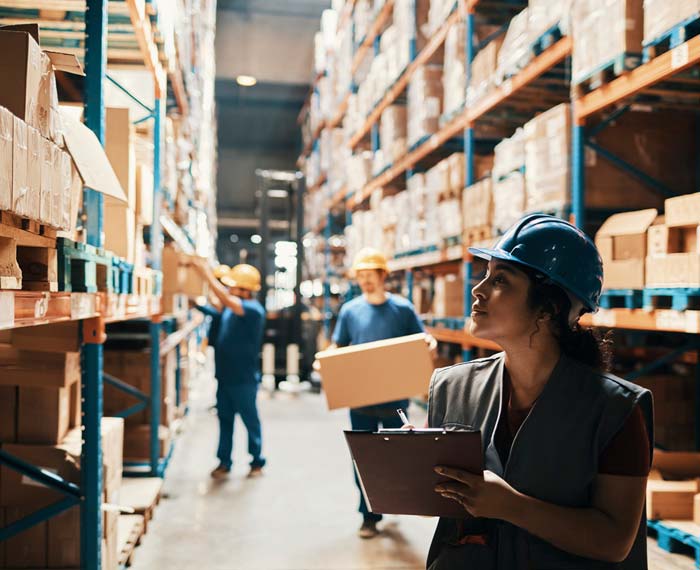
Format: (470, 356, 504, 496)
(469, 214, 603, 312)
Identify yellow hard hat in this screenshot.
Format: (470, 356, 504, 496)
(213, 264, 231, 281)
(221, 264, 262, 291)
(352, 247, 389, 274)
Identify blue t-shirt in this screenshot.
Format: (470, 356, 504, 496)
(197, 299, 266, 384)
(332, 294, 424, 412)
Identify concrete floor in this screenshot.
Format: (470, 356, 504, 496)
(131, 376, 694, 570)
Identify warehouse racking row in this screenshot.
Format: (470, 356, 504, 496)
(300, 0, 700, 563)
(0, 0, 216, 567)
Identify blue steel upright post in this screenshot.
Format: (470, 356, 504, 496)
(150, 97, 164, 476)
(572, 117, 585, 230)
(82, 0, 108, 566)
(462, 6, 475, 363)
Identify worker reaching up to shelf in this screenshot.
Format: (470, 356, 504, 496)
(318, 247, 438, 539)
(190, 261, 267, 480)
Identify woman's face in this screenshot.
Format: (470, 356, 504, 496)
(469, 259, 539, 343)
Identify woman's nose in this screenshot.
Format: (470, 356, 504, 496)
(472, 278, 487, 300)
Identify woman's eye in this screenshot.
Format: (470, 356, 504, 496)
(493, 275, 506, 285)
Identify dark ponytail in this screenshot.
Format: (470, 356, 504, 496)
(521, 266, 613, 371)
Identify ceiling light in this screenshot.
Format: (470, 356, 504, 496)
(236, 75, 257, 87)
(251, 234, 262, 244)
(267, 189, 289, 198)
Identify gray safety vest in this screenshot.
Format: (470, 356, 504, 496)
(427, 352, 653, 570)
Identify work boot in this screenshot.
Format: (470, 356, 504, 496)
(247, 465, 264, 478)
(358, 519, 379, 539)
(210, 464, 231, 479)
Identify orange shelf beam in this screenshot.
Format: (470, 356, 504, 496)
(574, 34, 700, 120)
(467, 36, 572, 124)
(387, 245, 464, 272)
(328, 93, 350, 130)
(297, 120, 326, 166)
(348, 7, 464, 149)
(328, 185, 349, 209)
(425, 325, 501, 351)
(351, 0, 395, 76)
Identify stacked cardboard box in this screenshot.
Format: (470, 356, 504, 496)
(378, 105, 407, 172)
(407, 64, 443, 148)
(572, 0, 644, 85)
(468, 35, 505, 106)
(442, 21, 466, 118)
(0, 418, 124, 569)
(643, 0, 700, 47)
(496, 8, 532, 83)
(327, 128, 349, 193)
(462, 178, 493, 234)
(528, 0, 572, 40)
(646, 193, 700, 287)
(433, 273, 465, 317)
(595, 209, 657, 290)
(492, 129, 526, 234)
(161, 244, 209, 305)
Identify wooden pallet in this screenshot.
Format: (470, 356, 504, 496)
(463, 226, 492, 247)
(117, 514, 146, 568)
(0, 211, 59, 291)
(648, 520, 700, 568)
(644, 288, 700, 311)
(531, 23, 564, 56)
(599, 289, 644, 310)
(572, 52, 643, 98)
(643, 13, 700, 63)
(133, 267, 154, 297)
(120, 477, 164, 534)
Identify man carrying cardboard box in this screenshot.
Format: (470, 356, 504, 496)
(318, 247, 437, 538)
(191, 262, 267, 479)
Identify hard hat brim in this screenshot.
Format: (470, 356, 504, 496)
(221, 277, 261, 291)
(352, 263, 388, 272)
(468, 247, 595, 312)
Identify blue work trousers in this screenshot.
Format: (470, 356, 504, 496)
(349, 407, 407, 522)
(216, 382, 266, 470)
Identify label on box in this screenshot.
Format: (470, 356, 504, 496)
(0, 292, 14, 329)
(672, 43, 689, 70)
(71, 293, 96, 319)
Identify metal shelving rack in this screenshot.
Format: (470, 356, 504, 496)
(0, 0, 205, 566)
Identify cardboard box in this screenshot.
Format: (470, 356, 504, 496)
(572, 0, 644, 85)
(0, 106, 12, 211)
(124, 424, 171, 460)
(653, 450, 700, 480)
(26, 124, 41, 219)
(11, 115, 29, 217)
(104, 202, 136, 262)
(101, 417, 124, 503)
(647, 218, 683, 257)
(462, 178, 492, 230)
(106, 107, 136, 210)
(0, 27, 43, 132)
(316, 333, 434, 410)
(10, 321, 81, 353)
(644, 0, 700, 46)
(665, 192, 700, 228)
(647, 479, 700, 520)
(47, 506, 80, 568)
(135, 163, 154, 225)
(162, 245, 186, 295)
(0, 347, 81, 388)
(595, 208, 657, 289)
(5, 507, 48, 567)
(492, 170, 526, 235)
(433, 274, 465, 317)
(17, 384, 72, 444)
(39, 138, 54, 224)
(646, 252, 700, 288)
(0, 386, 17, 442)
(1, 438, 81, 507)
(468, 34, 504, 105)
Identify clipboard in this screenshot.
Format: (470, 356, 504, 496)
(344, 429, 483, 518)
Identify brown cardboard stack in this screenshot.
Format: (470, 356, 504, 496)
(496, 8, 531, 82)
(443, 21, 466, 118)
(646, 193, 700, 287)
(636, 373, 695, 451)
(647, 451, 700, 522)
(492, 129, 526, 234)
(379, 105, 407, 171)
(161, 244, 209, 309)
(524, 103, 570, 212)
(528, 0, 572, 40)
(407, 64, 442, 148)
(595, 209, 657, 290)
(572, 0, 644, 85)
(643, 0, 700, 47)
(104, 349, 178, 429)
(468, 35, 505, 106)
(0, 419, 124, 569)
(462, 178, 493, 233)
(433, 273, 465, 317)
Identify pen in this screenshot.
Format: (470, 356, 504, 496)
(396, 408, 410, 426)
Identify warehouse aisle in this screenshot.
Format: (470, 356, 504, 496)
(130, 374, 692, 570)
(130, 379, 435, 570)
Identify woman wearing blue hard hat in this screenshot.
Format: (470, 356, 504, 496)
(425, 214, 653, 569)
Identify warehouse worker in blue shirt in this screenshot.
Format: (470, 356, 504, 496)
(325, 247, 437, 539)
(191, 261, 267, 480)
